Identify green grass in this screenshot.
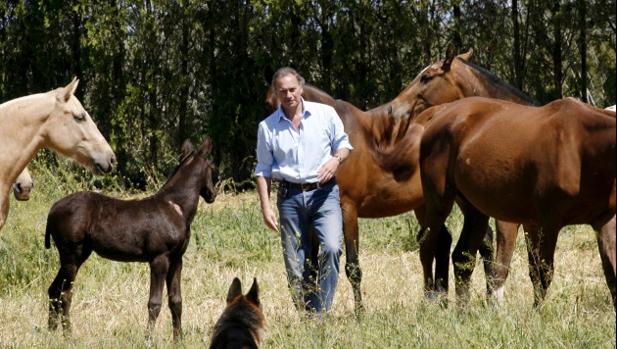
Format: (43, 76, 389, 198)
(0, 165, 614, 348)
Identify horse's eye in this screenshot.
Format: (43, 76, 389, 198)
(73, 112, 86, 122)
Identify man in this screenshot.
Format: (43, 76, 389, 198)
(255, 67, 352, 313)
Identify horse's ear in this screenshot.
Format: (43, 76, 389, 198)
(226, 277, 242, 304)
(265, 86, 279, 111)
(457, 48, 473, 61)
(246, 278, 260, 306)
(198, 137, 213, 155)
(441, 43, 457, 72)
(58, 77, 79, 102)
(181, 139, 194, 159)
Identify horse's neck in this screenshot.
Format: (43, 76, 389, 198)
(302, 86, 336, 107)
(458, 63, 533, 105)
(0, 93, 52, 192)
(158, 167, 202, 222)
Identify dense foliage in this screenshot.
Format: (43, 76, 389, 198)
(1, 0, 615, 189)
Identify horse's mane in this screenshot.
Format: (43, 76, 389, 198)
(158, 150, 196, 193)
(461, 59, 536, 105)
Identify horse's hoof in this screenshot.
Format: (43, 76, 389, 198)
(424, 291, 448, 308)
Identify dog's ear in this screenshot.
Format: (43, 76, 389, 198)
(226, 277, 242, 304)
(246, 278, 260, 306)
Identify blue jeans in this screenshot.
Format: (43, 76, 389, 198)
(277, 180, 343, 313)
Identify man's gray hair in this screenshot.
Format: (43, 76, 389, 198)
(271, 67, 305, 89)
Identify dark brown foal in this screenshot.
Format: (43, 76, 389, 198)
(45, 138, 217, 340)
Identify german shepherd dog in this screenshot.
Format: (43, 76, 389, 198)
(209, 278, 265, 349)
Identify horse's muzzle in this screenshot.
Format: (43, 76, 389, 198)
(93, 154, 116, 174)
(13, 183, 31, 201)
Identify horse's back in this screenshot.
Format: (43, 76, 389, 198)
(421, 96, 616, 224)
(47, 192, 101, 246)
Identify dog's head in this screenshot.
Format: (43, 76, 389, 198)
(210, 277, 265, 348)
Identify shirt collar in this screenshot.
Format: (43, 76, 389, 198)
(277, 98, 312, 123)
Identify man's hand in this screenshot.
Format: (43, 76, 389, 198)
(318, 157, 339, 184)
(262, 206, 279, 232)
(256, 176, 278, 232)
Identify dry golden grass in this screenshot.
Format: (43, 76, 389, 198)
(0, 179, 614, 348)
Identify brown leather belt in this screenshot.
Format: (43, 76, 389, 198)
(280, 178, 335, 191)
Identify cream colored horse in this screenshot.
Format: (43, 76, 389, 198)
(0, 78, 116, 230)
(13, 167, 33, 201)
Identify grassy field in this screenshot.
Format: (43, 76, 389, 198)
(0, 164, 615, 348)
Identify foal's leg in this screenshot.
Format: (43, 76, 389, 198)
(166, 258, 183, 341)
(490, 221, 520, 303)
(147, 255, 170, 339)
(593, 215, 616, 309)
(48, 266, 70, 331)
(452, 204, 489, 305)
(524, 226, 559, 307)
(48, 247, 91, 335)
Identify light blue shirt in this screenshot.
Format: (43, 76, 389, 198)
(255, 100, 353, 184)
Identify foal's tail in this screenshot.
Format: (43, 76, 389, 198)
(44, 223, 52, 249)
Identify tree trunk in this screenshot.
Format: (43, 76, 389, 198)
(551, 0, 563, 99)
(177, 16, 190, 148)
(512, 0, 523, 90)
(578, 0, 587, 102)
(452, 0, 463, 51)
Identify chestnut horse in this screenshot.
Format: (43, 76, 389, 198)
(266, 49, 534, 311)
(45, 138, 217, 340)
(0, 78, 115, 231)
(13, 168, 33, 201)
(418, 97, 616, 307)
(392, 60, 617, 304)
(387, 48, 538, 303)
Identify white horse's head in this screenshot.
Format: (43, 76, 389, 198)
(43, 78, 116, 173)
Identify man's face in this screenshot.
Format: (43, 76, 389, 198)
(275, 74, 303, 111)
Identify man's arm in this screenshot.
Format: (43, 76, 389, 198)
(318, 105, 353, 184)
(256, 175, 278, 232)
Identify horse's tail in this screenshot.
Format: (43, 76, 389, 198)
(44, 223, 52, 249)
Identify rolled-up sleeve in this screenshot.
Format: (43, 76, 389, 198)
(329, 107, 353, 152)
(255, 122, 273, 177)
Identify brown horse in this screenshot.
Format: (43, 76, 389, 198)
(0, 78, 115, 231)
(12, 168, 33, 201)
(391, 55, 617, 304)
(209, 278, 264, 349)
(265, 49, 533, 311)
(418, 97, 616, 307)
(387, 49, 540, 303)
(45, 138, 217, 340)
